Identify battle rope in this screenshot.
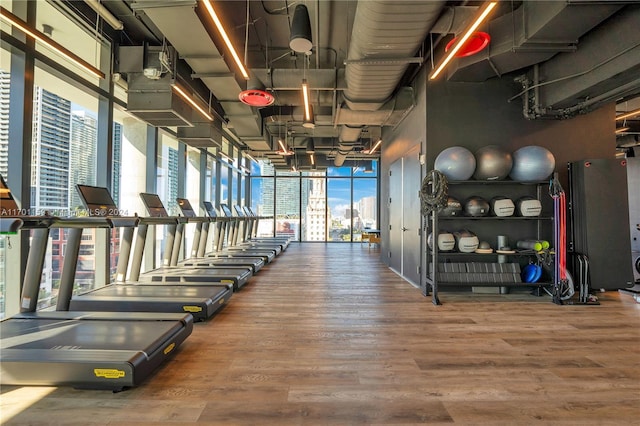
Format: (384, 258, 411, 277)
(420, 170, 448, 216)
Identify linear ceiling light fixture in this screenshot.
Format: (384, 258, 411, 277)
(616, 108, 640, 121)
(364, 139, 382, 155)
(302, 79, 312, 121)
(277, 139, 294, 156)
(615, 127, 630, 134)
(429, 1, 497, 80)
(302, 104, 316, 129)
(171, 84, 214, 121)
(201, 0, 250, 80)
(0, 7, 105, 79)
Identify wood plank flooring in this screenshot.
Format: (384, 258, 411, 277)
(2, 243, 639, 425)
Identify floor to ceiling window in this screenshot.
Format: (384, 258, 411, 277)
(31, 66, 101, 309)
(250, 160, 379, 242)
(0, 46, 12, 318)
(275, 170, 301, 240)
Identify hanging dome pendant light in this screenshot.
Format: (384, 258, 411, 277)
(289, 4, 312, 53)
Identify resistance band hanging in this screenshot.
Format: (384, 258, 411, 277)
(550, 173, 569, 303)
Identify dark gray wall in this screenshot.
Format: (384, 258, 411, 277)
(424, 77, 616, 186)
(380, 65, 617, 280)
(380, 67, 427, 280)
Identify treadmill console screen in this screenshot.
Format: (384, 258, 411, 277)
(76, 185, 119, 216)
(0, 175, 21, 216)
(203, 201, 217, 218)
(140, 193, 168, 217)
(233, 205, 245, 217)
(177, 198, 197, 218)
(220, 204, 233, 217)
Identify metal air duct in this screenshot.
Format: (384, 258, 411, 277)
(336, 0, 445, 165)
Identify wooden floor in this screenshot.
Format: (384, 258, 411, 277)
(2, 243, 639, 425)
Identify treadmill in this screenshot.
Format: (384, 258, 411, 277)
(176, 198, 264, 273)
(235, 205, 290, 250)
(242, 206, 293, 249)
(67, 185, 232, 322)
(136, 193, 253, 291)
(0, 180, 193, 391)
(205, 202, 277, 263)
(226, 204, 283, 254)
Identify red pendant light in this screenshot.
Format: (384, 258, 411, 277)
(239, 89, 275, 107)
(445, 31, 491, 58)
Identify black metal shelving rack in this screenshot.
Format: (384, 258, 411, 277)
(423, 180, 556, 305)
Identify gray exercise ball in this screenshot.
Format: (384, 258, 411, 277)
(473, 145, 513, 180)
(509, 145, 556, 182)
(434, 146, 476, 181)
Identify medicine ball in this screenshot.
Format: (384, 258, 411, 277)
(516, 196, 542, 217)
(473, 145, 513, 180)
(453, 229, 479, 253)
(439, 197, 463, 217)
(434, 146, 476, 181)
(464, 196, 490, 217)
(428, 231, 456, 252)
(490, 196, 515, 217)
(509, 145, 555, 182)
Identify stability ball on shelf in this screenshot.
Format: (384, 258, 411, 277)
(509, 145, 556, 182)
(434, 146, 476, 181)
(473, 145, 513, 180)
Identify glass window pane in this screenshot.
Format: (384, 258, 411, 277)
(275, 177, 300, 240)
(327, 166, 352, 177)
(251, 177, 274, 236)
(0, 50, 10, 181)
(157, 133, 180, 215)
(353, 160, 378, 176)
(352, 178, 378, 241)
(156, 133, 180, 265)
(184, 146, 201, 254)
(327, 178, 352, 241)
(220, 162, 229, 207)
(35, 1, 108, 85)
(32, 66, 100, 309)
(301, 173, 326, 241)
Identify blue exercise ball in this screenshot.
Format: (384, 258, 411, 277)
(509, 145, 555, 182)
(434, 146, 476, 181)
(473, 145, 513, 180)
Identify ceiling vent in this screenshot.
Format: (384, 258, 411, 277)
(177, 119, 223, 149)
(126, 73, 194, 127)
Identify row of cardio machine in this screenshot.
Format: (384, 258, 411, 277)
(0, 179, 291, 391)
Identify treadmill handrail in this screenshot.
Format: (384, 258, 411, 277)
(51, 216, 112, 228)
(138, 216, 180, 225)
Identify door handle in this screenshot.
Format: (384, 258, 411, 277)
(402, 227, 408, 231)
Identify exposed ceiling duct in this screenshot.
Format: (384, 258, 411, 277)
(526, 4, 640, 118)
(335, 0, 445, 165)
(446, 1, 623, 82)
(119, 44, 197, 127)
(130, 0, 268, 150)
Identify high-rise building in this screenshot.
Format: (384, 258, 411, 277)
(305, 176, 326, 241)
(30, 87, 71, 212)
(112, 122, 122, 206)
(166, 146, 179, 215)
(69, 110, 97, 210)
(358, 195, 377, 228)
(0, 70, 9, 180)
